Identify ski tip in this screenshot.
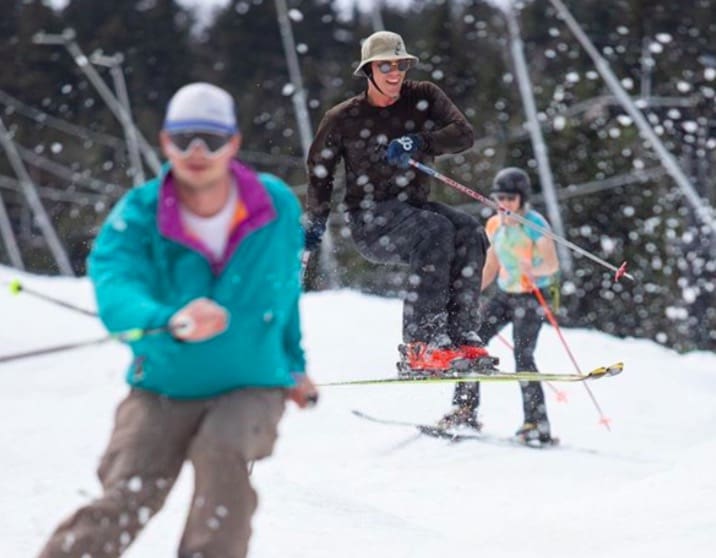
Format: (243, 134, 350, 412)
(589, 362, 624, 379)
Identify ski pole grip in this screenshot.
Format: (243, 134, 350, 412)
(169, 316, 196, 340)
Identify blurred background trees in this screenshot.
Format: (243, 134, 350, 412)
(0, 0, 714, 352)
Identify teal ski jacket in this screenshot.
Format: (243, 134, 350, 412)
(88, 160, 306, 399)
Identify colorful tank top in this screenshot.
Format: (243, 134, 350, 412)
(485, 209, 556, 293)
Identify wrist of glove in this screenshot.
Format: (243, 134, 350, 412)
(287, 373, 319, 409)
(304, 219, 327, 252)
(386, 134, 424, 168)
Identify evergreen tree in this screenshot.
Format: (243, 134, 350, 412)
(61, 0, 195, 139)
(197, 0, 294, 161)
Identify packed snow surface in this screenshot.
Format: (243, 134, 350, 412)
(1, 267, 714, 557)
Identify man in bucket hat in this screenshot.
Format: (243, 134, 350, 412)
(36, 82, 317, 558)
(352, 30, 419, 95)
(305, 31, 494, 376)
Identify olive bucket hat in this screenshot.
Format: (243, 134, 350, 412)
(353, 31, 419, 77)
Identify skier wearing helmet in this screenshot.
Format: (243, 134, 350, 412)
(439, 167, 560, 446)
(304, 30, 494, 375)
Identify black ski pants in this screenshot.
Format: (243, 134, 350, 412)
(348, 199, 489, 346)
(453, 289, 550, 425)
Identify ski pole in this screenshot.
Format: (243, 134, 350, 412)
(527, 276, 612, 430)
(408, 159, 633, 282)
(0, 325, 174, 366)
(300, 250, 312, 284)
(4, 278, 97, 318)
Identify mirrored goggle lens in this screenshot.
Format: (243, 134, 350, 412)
(168, 132, 232, 155)
(377, 60, 412, 74)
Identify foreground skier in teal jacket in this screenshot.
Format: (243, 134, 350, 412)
(38, 82, 317, 558)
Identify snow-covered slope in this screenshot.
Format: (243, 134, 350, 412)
(1, 268, 715, 557)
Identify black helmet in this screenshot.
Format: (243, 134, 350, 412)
(492, 167, 531, 207)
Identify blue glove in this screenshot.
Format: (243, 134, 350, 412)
(386, 134, 424, 169)
(304, 220, 326, 252)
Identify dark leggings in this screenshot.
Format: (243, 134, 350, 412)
(452, 289, 549, 424)
(349, 199, 489, 346)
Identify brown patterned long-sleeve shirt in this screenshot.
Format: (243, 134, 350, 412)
(306, 80, 474, 224)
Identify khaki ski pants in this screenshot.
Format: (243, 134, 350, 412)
(37, 387, 286, 558)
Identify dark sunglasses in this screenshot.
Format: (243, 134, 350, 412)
(167, 132, 233, 157)
(494, 193, 519, 202)
(376, 60, 412, 74)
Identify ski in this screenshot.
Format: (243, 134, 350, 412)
(351, 410, 560, 449)
(415, 424, 560, 448)
(321, 362, 623, 386)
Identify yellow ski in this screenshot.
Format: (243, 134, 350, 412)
(319, 362, 623, 386)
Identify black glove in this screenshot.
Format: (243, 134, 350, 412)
(304, 220, 326, 252)
(386, 134, 424, 169)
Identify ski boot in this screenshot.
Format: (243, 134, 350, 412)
(437, 404, 482, 432)
(513, 421, 558, 447)
(396, 342, 471, 378)
(457, 345, 500, 373)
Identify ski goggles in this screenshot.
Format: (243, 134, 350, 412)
(376, 60, 412, 74)
(493, 193, 519, 202)
(167, 131, 234, 157)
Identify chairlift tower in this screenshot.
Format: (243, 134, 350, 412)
(274, 0, 339, 288)
(0, 117, 74, 275)
(273, 0, 313, 159)
(33, 29, 162, 178)
(0, 187, 23, 270)
(371, 1, 385, 31)
(548, 0, 716, 235)
(89, 51, 146, 186)
(501, 2, 573, 272)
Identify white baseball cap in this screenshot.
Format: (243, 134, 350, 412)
(163, 82, 238, 135)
